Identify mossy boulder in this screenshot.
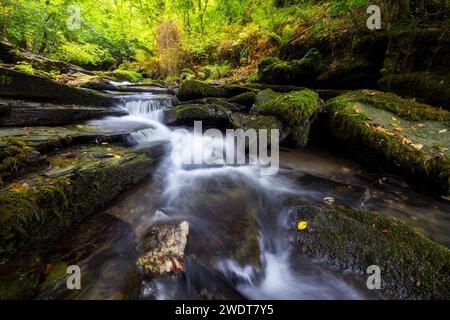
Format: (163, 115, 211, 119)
(0, 142, 167, 259)
(176, 80, 228, 101)
(290, 204, 450, 299)
(257, 49, 325, 86)
(164, 103, 232, 127)
(229, 91, 257, 109)
(326, 90, 450, 193)
(231, 113, 286, 146)
(378, 72, 450, 109)
(251, 89, 321, 147)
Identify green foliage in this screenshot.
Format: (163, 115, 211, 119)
(97, 69, 144, 83)
(0, 138, 32, 187)
(52, 42, 115, 69)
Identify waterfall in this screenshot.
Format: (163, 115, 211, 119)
(125, 96, 172, 122)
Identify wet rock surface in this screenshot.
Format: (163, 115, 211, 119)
(0, 98, 127, 127)
(137, 213, 189, 275)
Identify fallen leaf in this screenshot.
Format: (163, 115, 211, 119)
(411, 143, 424, 150)
(106, 148, 113, 152)
(394, 127, 403, 131)
(113, 154, 122, 159)
(382, 229, 390, 235)
(411, 126, 417, 131)
(10, 182, 30, 192)
(297, 221, 308, 230)
(391, 117, 397, 121)
(76, 125, 84, 129)
(417, 123, 426, 128)
(101, 142, 109, 145)
(43, 263, 54, 275)
(438, 129, 447, 134)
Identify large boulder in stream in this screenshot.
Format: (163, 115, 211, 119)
(164, 102, 233, 128)
(137, 214, 189, 275)
(250, 88, 322, 147)
(0, 67, 117, 108)
(326, 90, 450, 194)
(289, 203, 450, 299)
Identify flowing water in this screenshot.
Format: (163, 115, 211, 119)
(38, 92, 450, 300)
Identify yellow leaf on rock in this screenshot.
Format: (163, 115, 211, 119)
(394, 127, 403, 131)
(411, 144, 424, 150)
(113, 154, 122, 159)
(106, 148, 113, 152)
(297, 221, 308, 230)
(418, 123, 426, 128)
(102, 142, 109, 145)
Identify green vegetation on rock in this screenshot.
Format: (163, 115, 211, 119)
(177, 80, 228, 101)
(251, 89, 320, 147)
(292, 204, 450, 299)
(326, 90, 450, 193)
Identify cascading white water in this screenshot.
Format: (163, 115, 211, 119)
(91, 93, 372, 300)
(125, 96, 172, 122)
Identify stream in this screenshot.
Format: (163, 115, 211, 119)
(37, 92, 450, 300)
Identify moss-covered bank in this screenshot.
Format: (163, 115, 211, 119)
(326, 90, 450, 194)
(291, 204, 450, 299)
(0, 143, 166, 259)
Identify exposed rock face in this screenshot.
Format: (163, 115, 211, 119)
(326, 90, 450, 193)
(137, 217, 189, 275)
(0, 98, 127, 127)
(0, 67, 118, 108)
(289, 203, 450, 300)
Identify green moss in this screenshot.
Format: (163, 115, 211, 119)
(97, 69, 143, 83)
(10, 62, 60, 79)
(292, 204, 450, 299)
(166, 103, 231, 126)
(251, 89, 320, 147)
(326, 91, 450, 192)
(0, 144, 160, 259)
(176, 79, 228, 101)
(378, 73, 450, 109)
(0, 138, 33, 187)
(229, 91, 256, 109)
(258, 48, 325, 85)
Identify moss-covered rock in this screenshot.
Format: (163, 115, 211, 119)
(378, 72, 450, 109)
(326, 90, 450, 193)
(290, 204, 450, 299)
(176, 80, 228, 101)
(0, 142, 166, 259)
(229, 91, 257, 109)
(0, 137, 46, 187)
(231, 113, 286, 145)
(251, 89, 321, 147)
(164, 103, 232, 127)
(257, 48, 325, 86)
(0, 254, 43, 299)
